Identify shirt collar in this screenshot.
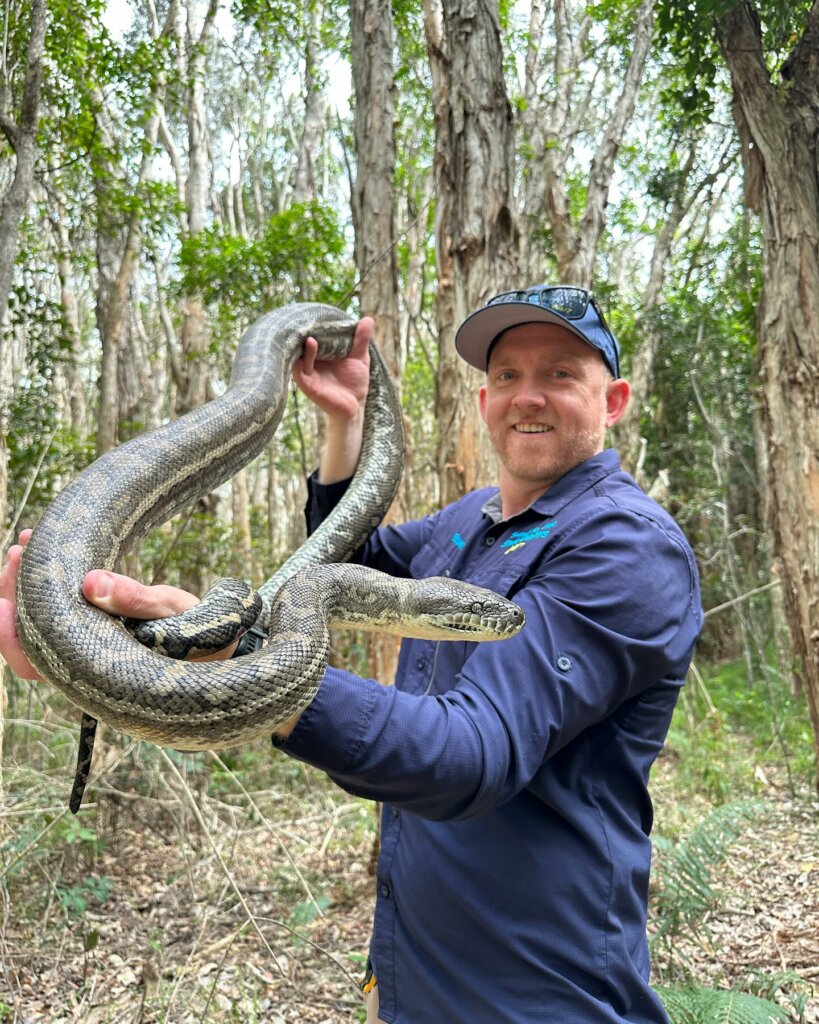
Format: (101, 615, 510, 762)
(481, 449, 622, 524)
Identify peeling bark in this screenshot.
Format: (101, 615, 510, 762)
(716, 0, 819, 775)
(424, 0, 518, 505)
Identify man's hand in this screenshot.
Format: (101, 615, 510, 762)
(1, 533, 300, 734)
(293, 316, 372, 423)
(0, 530, 39, 678)
(292, 317, 373, 485)
(0, 532, 233, 672)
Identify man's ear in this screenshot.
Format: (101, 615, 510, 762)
(605, 379, 631, 428)
(478, 383, 488, 423)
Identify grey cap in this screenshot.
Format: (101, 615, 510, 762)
(455, 285, 621, 378)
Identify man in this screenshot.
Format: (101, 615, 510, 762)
(0, 285, 702, 1023)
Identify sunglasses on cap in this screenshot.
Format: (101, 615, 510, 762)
(486, 285, 609, 326)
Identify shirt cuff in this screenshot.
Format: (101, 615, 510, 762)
(275, 665, 380, 773)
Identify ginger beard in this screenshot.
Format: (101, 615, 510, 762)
(485, 402, 608, 492)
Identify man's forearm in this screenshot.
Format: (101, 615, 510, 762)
(317, 410, 364, 484)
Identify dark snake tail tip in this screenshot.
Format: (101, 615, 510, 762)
(69, 714, 98, 813)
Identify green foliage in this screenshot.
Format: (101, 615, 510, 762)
(655, 0, 815, 124)
(289, 893, 330, 931)
(652, 801, 761, 944)
(57, 874, 111, 918)
(177, 201, 352, 316)
(665, 655, 815, 801)
(5, 233, 96, 524)
(613, 209, 765, 665)
(657, 984, 791, 1023)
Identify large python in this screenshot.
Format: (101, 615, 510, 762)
(16, 303, 524, 811)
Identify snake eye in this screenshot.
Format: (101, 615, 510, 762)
(470, 602, 483, 614)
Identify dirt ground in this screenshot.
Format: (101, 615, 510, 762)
(1, 752, 817, 1024)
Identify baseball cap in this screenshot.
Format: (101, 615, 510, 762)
(454, 284, 621, 378)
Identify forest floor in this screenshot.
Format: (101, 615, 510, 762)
(0, 743, 817, 1024)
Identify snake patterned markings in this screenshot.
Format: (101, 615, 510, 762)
(127, 578, 262, 659)
(15, 304, 522, 813)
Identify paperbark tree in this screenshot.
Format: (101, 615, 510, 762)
(351, 0, 402, 683)
(712, 1, 819, 775)
(424, 0, 518, 505)
(172, 0, 220, 418)
(523, 0, 657, 288)
(351, 0, 400, 379)
(90, 0, 173, 456)
(293, 0, 325, 204)
(0, 0, 47, 331)
(0, 0, 47, 537)
(616, 140, 737, 475)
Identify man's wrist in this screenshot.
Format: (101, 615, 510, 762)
(318, 410, 364, 484)
(272, 716, 301, 745)
(230, 625, 267, 658)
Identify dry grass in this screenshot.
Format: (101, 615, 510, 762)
(0, 706, 817, 1023)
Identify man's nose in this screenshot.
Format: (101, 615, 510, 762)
(511, 380, 547, 407)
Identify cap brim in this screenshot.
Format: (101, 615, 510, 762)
(454, 304, 596, 371)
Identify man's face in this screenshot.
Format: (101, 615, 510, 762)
(478, 324, 629, 497)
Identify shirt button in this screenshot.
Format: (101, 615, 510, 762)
(484, 536, 496, 547)
(380, 883, 391, 898)
(557, 655, 572, 671)
(416, 658, 426, 671)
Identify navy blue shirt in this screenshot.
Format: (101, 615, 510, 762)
(281, 449, 702, 1023)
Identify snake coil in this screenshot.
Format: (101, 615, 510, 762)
(16, 303, 524, 811)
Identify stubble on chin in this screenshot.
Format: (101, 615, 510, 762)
(490, 422, 606, 487)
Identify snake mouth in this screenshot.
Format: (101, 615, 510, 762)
(435, 610, 525, 639)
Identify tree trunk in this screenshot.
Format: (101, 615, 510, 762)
(174, 0, 219, 419)
(351, 0, 403, 685)
(231, 468, 254, 580)
(293, 0, 325, 205)
(617, 142, 735, 475)
(351, 0, 401, 377)
(0, 0, 47, 536)
(424, 0, 518, 506)
(0, 0, 47, 331)
(716, 0, 819, 775)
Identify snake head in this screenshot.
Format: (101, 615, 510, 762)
(398, 577, 525, 641)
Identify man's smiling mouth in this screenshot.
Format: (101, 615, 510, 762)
(513, 424, 553, 433)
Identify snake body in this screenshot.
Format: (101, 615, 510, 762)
(15, 303, 524, 807)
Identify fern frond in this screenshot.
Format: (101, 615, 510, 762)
(652, 800, 764, 942)
(657, 984, 792, 1024)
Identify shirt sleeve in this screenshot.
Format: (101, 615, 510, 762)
(279, 503, 702, 821)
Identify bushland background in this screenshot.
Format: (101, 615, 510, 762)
(1, 0, 818, 1021)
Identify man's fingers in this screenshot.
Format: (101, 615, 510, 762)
(351, 317, 373, 359)
(0, 544, 23, 603)
(0, 597, 41, 679)
(1, 530, 33, 601)
(83, 570, 198, 619)
(301, 335, 318, 376)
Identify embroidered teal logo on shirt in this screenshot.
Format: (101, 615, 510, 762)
(502, 521, 557, 554)
(451, 533, 466, 549)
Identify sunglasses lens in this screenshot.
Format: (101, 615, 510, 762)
(537, 287, 589, 318)
(487, 286, 590, 319)
(487, 290, 529, 305)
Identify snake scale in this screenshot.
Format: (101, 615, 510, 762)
(16, 303, 524, 811)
